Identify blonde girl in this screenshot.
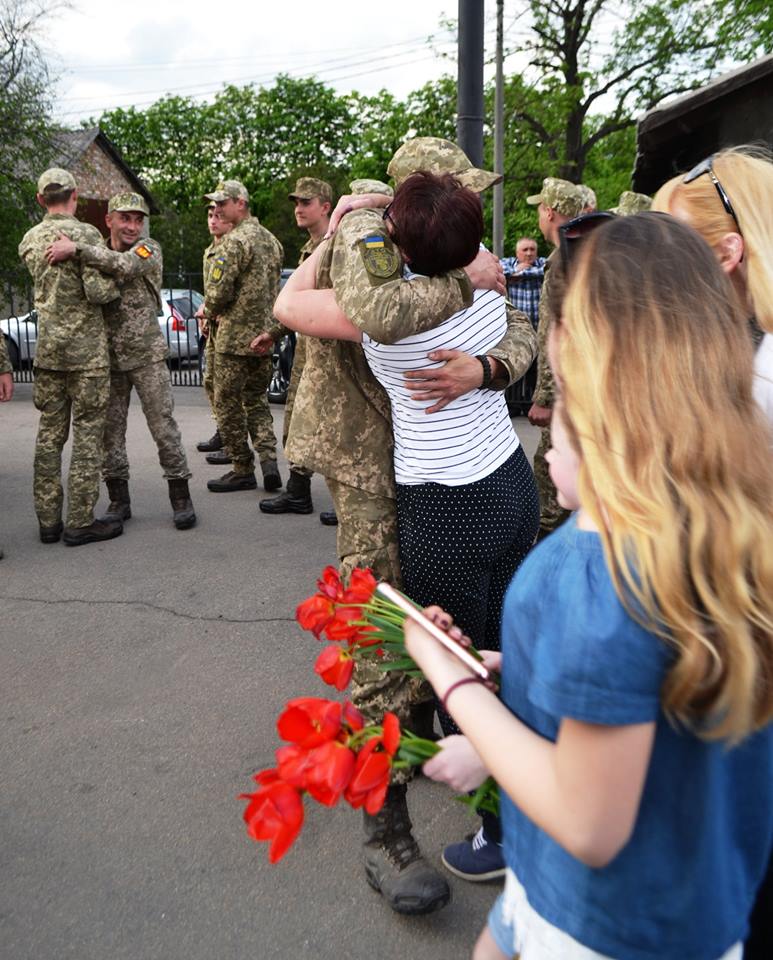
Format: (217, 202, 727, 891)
(404, 212, 773, 960)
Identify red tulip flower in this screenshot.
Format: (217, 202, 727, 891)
(314, 645, 355, 691)
(295, 593, 335, 638)
(304, 741, 357, 807)
(240, 780, 305, 863)
(277, 697, 343, 748)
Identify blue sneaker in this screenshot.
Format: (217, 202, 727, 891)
(441, 826, 506, 882)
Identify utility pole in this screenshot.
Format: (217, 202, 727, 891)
(493, 0, 505, 256)
(457, 0, 484, 167)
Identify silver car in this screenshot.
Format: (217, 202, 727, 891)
(159, 288, 205, 363)
(0, 311, 38, 368)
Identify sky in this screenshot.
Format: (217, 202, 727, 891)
(45, 1, 515, 127)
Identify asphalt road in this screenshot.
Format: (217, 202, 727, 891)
(0, 382, 540, 960)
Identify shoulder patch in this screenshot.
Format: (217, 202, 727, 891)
(357, 234, 400, 284)
(211, 254, 226, 283)
(135, 243, 153, 259)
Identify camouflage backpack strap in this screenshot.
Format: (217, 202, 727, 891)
(356, 232, 401, 286)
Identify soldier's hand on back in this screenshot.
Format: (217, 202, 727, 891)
(45, 233, 76, 265)
(404, 349, 486, 414)
(464, 250, 505, 296)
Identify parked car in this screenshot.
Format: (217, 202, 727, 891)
(267, 268, 296, 404)
(1, 310, 38, 368)
(159, 288, 205, 364)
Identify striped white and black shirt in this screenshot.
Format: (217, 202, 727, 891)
(362, 288, 519, 486)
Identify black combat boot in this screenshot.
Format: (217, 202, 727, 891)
(205, 449, 232, 465)
(259, 470, 313, 515)
(103, 478, 131, 522)
(319, 511, 338, 526)
(260, 459, 282, 492)
(39, 521, 64, 544)
(196, 429, 223, 452)
(362, 784, 450, 915)
(168, 478, 196, 529)
(63, 518, 123, 547)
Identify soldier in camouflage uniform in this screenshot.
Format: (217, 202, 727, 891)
(259, 176, 336, 521)
(46, 192, 196, 531)
(19, 168, 124, 547)
(195, 204, 234, 459)
(199, 180, 284, 495)
(282, 138, 537, 916)
(525, 177, 586, 539)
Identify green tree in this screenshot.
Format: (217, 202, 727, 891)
(0, 0, 67, 281)
(498, 0, 772, 182)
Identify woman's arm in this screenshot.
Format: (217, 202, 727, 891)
(273, 243, 362, 342)
(404, 612, 656, 868)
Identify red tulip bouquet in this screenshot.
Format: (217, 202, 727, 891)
(240, 566, 498, 864)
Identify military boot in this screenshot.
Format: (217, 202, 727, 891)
(362, 784, 450, 915)
(168, 478, 196, 530)
(103, 478, 131, 522)
(259, 470, 313, 515)
(197, 429, 223, 453)
(260, 459, 282, 492)
(63, 518, 123, 547)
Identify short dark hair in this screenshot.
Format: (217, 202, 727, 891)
(387, 171, 483, 276)
(41, 188, 74, 207)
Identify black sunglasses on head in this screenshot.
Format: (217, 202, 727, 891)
(558, 211, 617, 273)
(683, 156, 743, 236)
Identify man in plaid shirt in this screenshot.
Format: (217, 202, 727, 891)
(501, 237, 545, 330)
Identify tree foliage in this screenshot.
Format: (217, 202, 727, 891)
(499, 0, 772, 181)
(0, 0, 66, 281)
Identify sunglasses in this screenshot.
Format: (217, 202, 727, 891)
(558, 211, 617, 273)
(683, 156, 742, 236)
(382, 202, 399, 243)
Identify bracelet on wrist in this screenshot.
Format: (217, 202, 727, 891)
(441, 676, 486, 714)
(476, 354, 493, 389)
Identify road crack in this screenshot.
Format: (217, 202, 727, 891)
(0, 593, 296, 625)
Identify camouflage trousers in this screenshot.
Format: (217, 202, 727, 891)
(33, 368, 110, 528)
(534, 426, 570, 536)
(213, 352, 276, 474)
(203, 334, 248, 435)
(103, 361, 191, 481)
(326, 476, 431, 783)
(282, 334, 312, 480)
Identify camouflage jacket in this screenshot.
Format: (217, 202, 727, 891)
(202, 215, 283, 355)
(76, 237, 168, 372)
(286, 209, 535, 494)
(0, 328, 11, 374)
(18, 214, 119, 372)
(532, 250, 564, 408)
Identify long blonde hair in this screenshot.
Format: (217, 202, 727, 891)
(652, 145, 773, 332)
(557, 212, 773, 742)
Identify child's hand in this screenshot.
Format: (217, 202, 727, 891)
(423, 735, 489, 792)
(479, 650, 503, 672)
(403, 605, 472, 675)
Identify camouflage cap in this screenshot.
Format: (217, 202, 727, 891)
(203, 179, 250, 203)
(37, 167, 76, 195)
(386, 137, 502, 192)
(107, 192, 150, 216)
(288, 177, 333, 203)
(614, 190, 652, 216)
(579, 184, 597, 211)
(526, 177, 585, 218)
(349, 178, 393, 198)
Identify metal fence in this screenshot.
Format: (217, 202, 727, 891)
(2, 273, 208, 387)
